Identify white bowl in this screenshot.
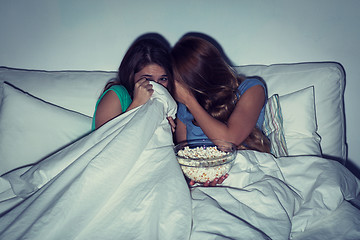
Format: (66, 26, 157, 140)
(174, 139, 236, 183)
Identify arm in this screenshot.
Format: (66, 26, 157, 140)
(94, 90, 123, 129)
(174, 80, 265, 146)
(175, 118, 187, 143)
(94, 78, 153, 129)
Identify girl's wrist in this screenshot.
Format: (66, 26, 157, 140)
(182, 94, 196, 108)
(128, 99, 141, 110)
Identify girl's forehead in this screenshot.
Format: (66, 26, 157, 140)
(136, 64, 166, 75)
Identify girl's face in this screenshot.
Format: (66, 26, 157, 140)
(134, 64, 169, 88)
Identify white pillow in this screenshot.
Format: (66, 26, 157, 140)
(0, 82, 92, 175)
(279, 86, 322, 156)
(235, 62, 345, 162)
(0, 67, 116, 117)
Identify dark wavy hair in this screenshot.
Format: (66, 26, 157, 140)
(171, 36, 270, 153)
(103, 37, 174, 96)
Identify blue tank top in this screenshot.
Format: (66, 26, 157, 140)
(177, 78, 267, 141)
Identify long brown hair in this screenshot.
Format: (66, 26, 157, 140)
(172, 36, 270, 153)
(171, 36, 240, 123)
(103, 37, 174, 97)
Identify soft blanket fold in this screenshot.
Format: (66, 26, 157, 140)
(190, 151, 360, 240)
(0, 83, 192, 240)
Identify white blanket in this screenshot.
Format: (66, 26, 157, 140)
(0, 83, 360, 240)
(190, 151, 360, 240)
(0, 83, 192, 240)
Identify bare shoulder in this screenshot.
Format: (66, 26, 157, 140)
(229, 84, 265, 126)
(98, 90, 121, 108)
(94, 90, 123, 129)
(237, 84, 265, 107)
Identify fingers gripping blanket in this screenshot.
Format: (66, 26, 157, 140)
(0, 83, 192, 240)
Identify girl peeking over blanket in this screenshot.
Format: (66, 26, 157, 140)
(92, 36, 175, 130)
(171, 35, 271, 186)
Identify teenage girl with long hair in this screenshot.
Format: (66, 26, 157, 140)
(92, 36, 174, 130)
(171, 35, 270, 186)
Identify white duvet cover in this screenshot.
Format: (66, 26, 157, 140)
(0, 84, 192, 240)
(0, 84, 359, 240)
(190, 151, 360, 240)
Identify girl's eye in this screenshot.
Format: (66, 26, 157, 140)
(159, 77, 168, 82)
(145, 78, 153, 81)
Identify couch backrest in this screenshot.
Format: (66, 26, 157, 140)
(0, 62, 347, 162)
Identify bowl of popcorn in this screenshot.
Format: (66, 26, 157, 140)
(174, 139, 237, 183)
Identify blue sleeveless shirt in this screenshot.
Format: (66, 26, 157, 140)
(177, 78, 267, 141)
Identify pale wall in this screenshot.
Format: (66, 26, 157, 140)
(0, 0, 359, 175)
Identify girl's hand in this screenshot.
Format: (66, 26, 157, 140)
(189, 173, 229, 187)
(174, 80, 194, 105)
(167, 116, 176, 133)
(132, 77, 154, 106)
